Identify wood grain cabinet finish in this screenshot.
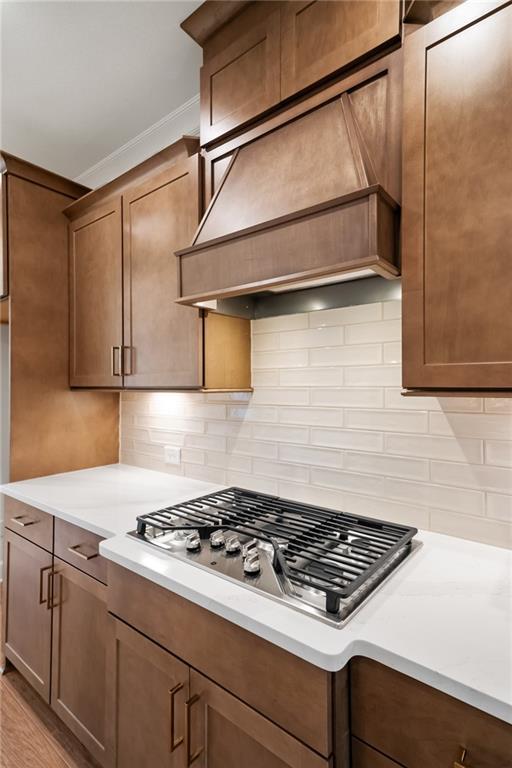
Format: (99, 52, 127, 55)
(192, 1, 401, 146)
(351, 738, 401, 768)
(51, 558, 108, 766)
(106, 617, 189, 768)
(69, 198, 124, 388)
(178, 51, 402, 303)
(280, 0, 401, 99)
(351, 657, 512, 768)
(3, 529, 53, 702)
(4, 497, 54, 552)
(188, 669, 331, 768)
(122, 156, 203, 388)
(54, 517, 107, 584)
(200, 2, 281, 145)
(402, 1, 512, 391)
(0, 169, 7, 298)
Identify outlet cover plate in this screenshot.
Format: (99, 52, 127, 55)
(164, 446, 181, 465)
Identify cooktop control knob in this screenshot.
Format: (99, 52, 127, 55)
(210, 530, 225, 548)
(225, 534, 241, 554)
(242, 538, 258, 558)
(243, 552, 261, 575)
(185, 530, 201, 551)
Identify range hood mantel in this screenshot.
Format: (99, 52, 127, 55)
(176, 51, 402, 308)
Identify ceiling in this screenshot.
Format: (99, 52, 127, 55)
(0, 1, 202, 180)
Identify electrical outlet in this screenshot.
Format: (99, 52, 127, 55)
(164, 446, 181, 465)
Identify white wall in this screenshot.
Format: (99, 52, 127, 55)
(120, 301, 512, 549)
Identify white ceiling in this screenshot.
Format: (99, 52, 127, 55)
(0, 0, 202, 181)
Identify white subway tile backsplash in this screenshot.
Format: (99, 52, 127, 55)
(384, 433, 483, 464)
(279, 406, 343, 427)
(431, 461, 512, 494)
(253, 349, 308, 369)
(311, 388, 383, 408)
(344, 451, 429, 481)
(345, 366, 401, 387)
(345, 319, 401, 345)
(121, 304, 512, 549)
(310, 344, 382, 367)
(485, 440, 512, 468)
(345, 409, 428, 433)
(280, 326, 343, 349)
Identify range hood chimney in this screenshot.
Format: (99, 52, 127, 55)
(176, 52, 402, 310)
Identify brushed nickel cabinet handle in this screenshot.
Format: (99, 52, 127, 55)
(454, 748, 474, 768)
(39, 565, 52, 605)
(12, 515, 38, 527)
(169, 682, 184, 752)
(46, 570, 54, 610)
(122, 346, 133, 376)
(185, 694, 204, 766)
(67, 544, 98, 561)
(111, 345, 121, 376)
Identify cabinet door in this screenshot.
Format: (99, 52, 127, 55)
(281, 1, 401, 99)
(69, 198, 123, 387)
(200, 3, 281, 145)
(106, 618, 189, 768)
(402, 1, 512, 390)
(3, 529, 52, 701)
(51, 558, 108, 766)
(188, 670, 331, 768)
(0, 172, 8, 299)
(122, 157, 203, 389)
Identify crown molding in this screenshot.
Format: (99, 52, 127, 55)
(75, 93, 200, 188)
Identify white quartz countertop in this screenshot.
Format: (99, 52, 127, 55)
(2, 464, 511, 725)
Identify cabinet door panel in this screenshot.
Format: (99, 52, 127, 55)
(69, 199, 123, 387)
(51, 558, 108, 765)
(281, 0, 401, 99)
(106, 618, 189, 768)
(123, 158, 202, 388)
(188, 670, 331, 768)
(3, 530, 52, 701)
(402, 1, 512, 389)
(200, 5, 281, 145)
(0, 172, 8, 298)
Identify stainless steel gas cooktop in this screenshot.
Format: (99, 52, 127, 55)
(128, 488, 418, 627)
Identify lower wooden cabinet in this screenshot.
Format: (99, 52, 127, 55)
(106, 617, 189, 768)
(188, 669, 331, 768)
(351, 738, 401, 768)
(51, 558, 108, 765)
(3, 529, 53, 701)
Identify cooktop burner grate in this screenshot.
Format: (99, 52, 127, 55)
(135, 488, 417, 615)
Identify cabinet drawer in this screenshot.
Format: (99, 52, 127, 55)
(54, 518, 107, 584)
(351, 738, 401, 768)
(4, 497, 53, 552)
(351, 658, 512, 768)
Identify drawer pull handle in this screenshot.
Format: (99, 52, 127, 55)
(12, 515, 38, 527)
(169, 682, 184, 752)
(185, 694, 204, 766)
(38, 565, 52, 605)
(111, 345, 122, 376)
(454, 748, 473, 768)
(67, 544, 98, 561)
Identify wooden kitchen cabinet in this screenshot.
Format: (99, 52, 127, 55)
(69, 198, 123, 388)
(0, 169, 8, 299)
(402, 1, 512, 392)
(66, 138, 251, 391)
(184, 0, 401, 146)
(351, 657, 512, 768)
(106, 617, 189, 768)
(280, 0, 401, 99)
(3, 529, 53, 702)
(51, 557, 108, 766)
(188, 669, 331, 768)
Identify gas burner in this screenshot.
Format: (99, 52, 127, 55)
(129, 488, 418, 627)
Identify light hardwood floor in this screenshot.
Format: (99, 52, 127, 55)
(0, 597, 99, 768)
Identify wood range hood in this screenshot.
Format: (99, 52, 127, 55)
(176, 52, 402, 308)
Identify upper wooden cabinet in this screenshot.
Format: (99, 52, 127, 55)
(184, 0, 401, 146)
(65, 138, 251, 391)
(280, 0, 401, 99)
(0, 169, 7, 299)
(402, 1, 512, 392)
